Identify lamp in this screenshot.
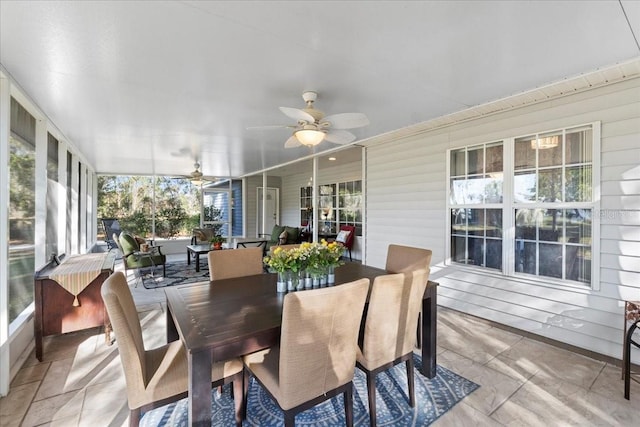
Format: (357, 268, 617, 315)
(294, 126, 325, 146)
(190, 178, 203, 186)
(531, 135, 559, 150)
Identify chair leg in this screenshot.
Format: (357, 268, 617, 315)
(284, 412, 296, 427)
(348, 248, 352, 262)
(366, 371, 377, 427)
(233, 376, 244, 427)
(129, 408, 140, 427)
(242, 368, 251, 420)
(406, 356, 415, 407)
(163, 263, 166, 277)
(624, 320, 639, 400)
(344, 386, 354, 427)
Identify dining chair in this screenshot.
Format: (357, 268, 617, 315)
(385, 244, 433, 348)
(207, 246, 264, 281)
(101, 271, 244, 427)
(243, 278, 370, 427)
(385, 244, 432, 274)
(356, 269, 430, 427)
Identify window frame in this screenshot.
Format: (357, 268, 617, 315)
(446, 121, 601, 290)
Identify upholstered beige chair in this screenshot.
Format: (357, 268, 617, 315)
(385, 244, 432, 274)
(356, 269, 430, 427)
(207, 247, 264, 281)
(101, 271, 244, 427)
(243, 278, 370, 427)
(385, 244, 433, 348)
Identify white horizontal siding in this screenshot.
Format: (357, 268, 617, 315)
(366, 77, 640, 362)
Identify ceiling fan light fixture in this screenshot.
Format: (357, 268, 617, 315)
(294, 129, 325, 146)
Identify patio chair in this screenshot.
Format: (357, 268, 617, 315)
(243, 278, 370, 426)
(101, 218, 122, 250)
(101, 271, 244, 427)
(116, 231, 166, 277)
(335, 225, 356, 261)
(356, 269, 429, 427)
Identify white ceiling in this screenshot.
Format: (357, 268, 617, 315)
(1, 1, 639, 178)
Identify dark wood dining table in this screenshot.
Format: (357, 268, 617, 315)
(164, 262, 438, 426)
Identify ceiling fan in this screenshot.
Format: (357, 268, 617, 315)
(173, 162, 217, 186)
(254, 91, 369, 148)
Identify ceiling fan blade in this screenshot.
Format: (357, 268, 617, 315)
(246, 124, 295, 130)
(324, 130, 356, 145)
(284, 135, 302, 148)
(322, 113, 369, 129)
(279, 107, 315, 123)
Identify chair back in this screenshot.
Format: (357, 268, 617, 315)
(385, 244, 432, 273)
(208, 247, 264, 280)
(336, 225, 356, 250)
(360, 269, 430, 369)
(277, 278, 369, 409)
(101, 271, 148, 404)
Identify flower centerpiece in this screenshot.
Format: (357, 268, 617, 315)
(264, 246, 303, 292)
(209, 235, 225, 250)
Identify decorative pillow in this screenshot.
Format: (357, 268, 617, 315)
(269, 225, 286, 243)
(278, 230, 288, 245)
(194, 229, 207, 242)
(284, 226, 300, 244)
(134, 236, 146, 245)
(336, 230, 351, 243)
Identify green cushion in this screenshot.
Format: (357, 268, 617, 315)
(119, 232, 139, 256)
(284, 226, 300, 244)
(269, 225, 286, 243)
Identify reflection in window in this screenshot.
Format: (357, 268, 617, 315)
(451, 208, 502, 270)
(9, 98, 36, 323)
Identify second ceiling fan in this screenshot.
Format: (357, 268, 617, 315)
(276, 91, 369, 148)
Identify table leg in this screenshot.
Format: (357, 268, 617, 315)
(188, 349, 213, 426)
(166, 307, 178, 343)
(195, 253, 200, 272)
(421, 281, 438, 379)
(187, 249, 191, 265)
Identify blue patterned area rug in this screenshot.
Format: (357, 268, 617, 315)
(140, 354, 479, 426)
(131, 260, 210, 289)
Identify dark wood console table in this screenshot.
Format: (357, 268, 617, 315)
(34, 252, 115, 361)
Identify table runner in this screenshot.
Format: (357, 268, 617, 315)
(49, 253, 108, 306)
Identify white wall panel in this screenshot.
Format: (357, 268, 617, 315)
(365, 77, 640, 361)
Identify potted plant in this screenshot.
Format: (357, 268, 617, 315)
(210, 235, 225, 250)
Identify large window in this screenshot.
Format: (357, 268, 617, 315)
(447, 123, 597, 286)
(300, 180, 363, 236)
(9, 98, 36, 322)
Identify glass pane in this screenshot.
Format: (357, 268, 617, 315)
(450, 177, 467, 204)
(539, 209, 562, 242)
(46, 134, 59, 259)
(566, 126, 592, 165)
(565, 246, 591, 283)
(514, 171, 536, 202)
(486, 209, 502, 237)
(539, 243, 562, 279)
(451, 236, 466, 263)
(565, 209, 591, 244)
(466, 176, 487, 204)
(468, 146, 484, 175)
(486, 239, 502, 270)
(467, 237, 484, 266)
(468, 209, 485, 236)
(537, 133, 562, 167)
(515, 240, 536, 274)
(485, 143, 503, 174)
(483, 175, 503, 203)
(538, 168, 562, 202)
(9, 134, 36, 323)
(515, 136, 536, 170)
(565, 165, 592, 202)
(515, 209, 538, 240)
(451, 209, 467, 236)
(450, 149, 466, 176)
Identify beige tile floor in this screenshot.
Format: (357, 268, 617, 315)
(1, 254, 639, 426)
